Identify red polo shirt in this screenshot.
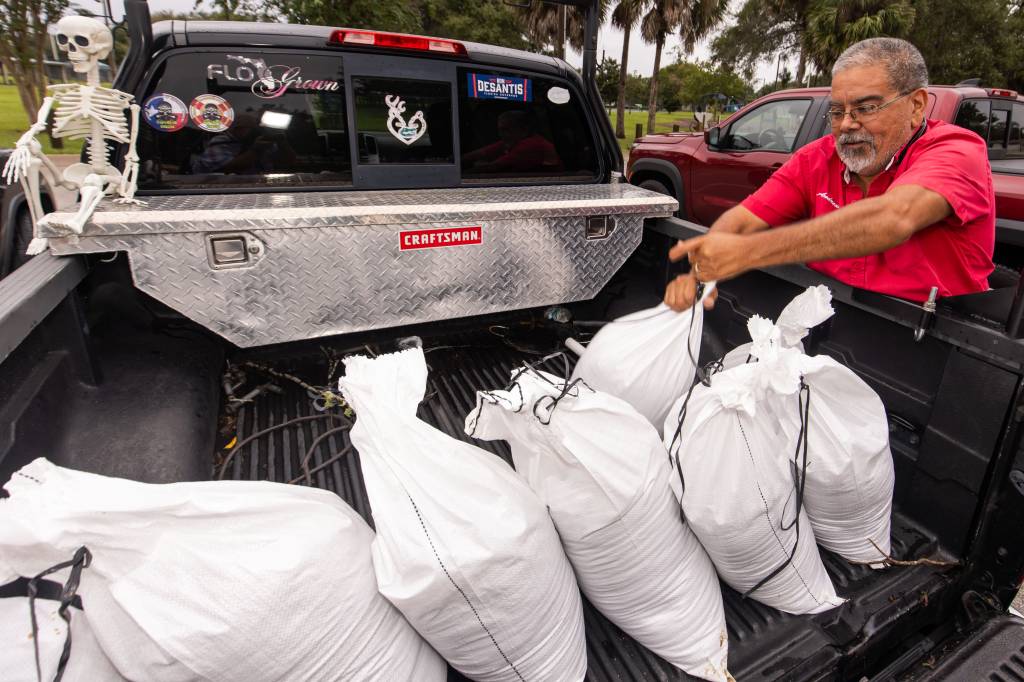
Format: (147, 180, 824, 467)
(741, 119, 995, 302)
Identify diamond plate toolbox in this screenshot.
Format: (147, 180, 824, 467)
(44, 185, 677, 347)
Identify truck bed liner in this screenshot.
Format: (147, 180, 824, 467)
(221, 333, 957, 681)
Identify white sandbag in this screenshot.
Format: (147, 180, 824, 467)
(0, 458, 445, 682)
(466, 365, 731, 682)
(339, 348, 587, 682)
(0, 596, 125, 682)
(664, 317, 845, 615)
(720, 285, 834, 370)
(747, 288, 894, 563)
(570, 284, 715, 432)
(720, 286, 894, 563)
(796, 357, 895, 563)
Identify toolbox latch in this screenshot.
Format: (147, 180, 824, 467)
(585, 216, 616, 240)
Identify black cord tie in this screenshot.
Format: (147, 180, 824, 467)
(27, 546, 92, 682)
(742, 382, 811, 599)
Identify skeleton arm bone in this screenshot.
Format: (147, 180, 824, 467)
(116, 103, 143, 202)
(3, 98, 56, 185)
(19, 97, 56, 143)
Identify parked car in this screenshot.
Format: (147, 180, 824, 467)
(628, 84, 1024, 267)
(3, 2, 1024, 680)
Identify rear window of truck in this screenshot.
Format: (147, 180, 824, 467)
(134, 50, 601, 192)
(458, 69, 599, 182)
(136, 51, 352, 191)
(352, 76, 454, 165)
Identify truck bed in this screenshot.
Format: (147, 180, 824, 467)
(220, 328, 959, 681)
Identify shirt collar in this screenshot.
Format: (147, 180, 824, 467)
(842, 120, 929, 184)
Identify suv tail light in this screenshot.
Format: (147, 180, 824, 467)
(329, 30, 467, 56)
(988, 88, 1018, 98)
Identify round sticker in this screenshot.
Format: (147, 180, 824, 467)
(189, 94, 234, 132)
(547, 86, 571, 105)
(142, 93, 187, 132)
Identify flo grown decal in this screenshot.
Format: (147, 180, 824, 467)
(385, 95, 427, 146)
(206, 56, 341, 99)
(467, 73, 532, 102)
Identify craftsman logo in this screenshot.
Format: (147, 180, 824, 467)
(400, 227, 482, 250)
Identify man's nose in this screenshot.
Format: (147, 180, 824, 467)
(838, 112, 862, 134)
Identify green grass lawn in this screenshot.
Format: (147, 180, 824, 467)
(0, 84, 82, 155)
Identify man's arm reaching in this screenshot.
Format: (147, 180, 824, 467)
(663, 205, 770, 311)
(664, 184, 951, 310)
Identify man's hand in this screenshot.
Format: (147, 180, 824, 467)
(664, 272, 718, 311)
(669, 232, 756, 283)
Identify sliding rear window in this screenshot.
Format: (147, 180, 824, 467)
(135, 51, 350, 191)
(458, 69, 599, 182)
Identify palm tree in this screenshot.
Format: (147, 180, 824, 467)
(522, 1, 611, 61)
(640, 0, 686, 136)
(805, 0, 916, 75)
(612, 0, 648, 139)
(712, 0, 814, 86)
(680, 0, 731, 55)
(641, 0, 729, 136)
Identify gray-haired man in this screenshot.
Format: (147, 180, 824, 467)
(665, 37, 995, 309)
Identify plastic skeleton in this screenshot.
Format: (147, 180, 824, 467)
(1, 16, 142, 254)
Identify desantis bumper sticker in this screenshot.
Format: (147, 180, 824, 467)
(400, 227, 482, 251)
(467, 73, 532, 102)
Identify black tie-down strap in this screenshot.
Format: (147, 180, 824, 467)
(23, 546, 93, 682)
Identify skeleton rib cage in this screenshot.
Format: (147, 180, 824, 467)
(49, 83, 133, 143)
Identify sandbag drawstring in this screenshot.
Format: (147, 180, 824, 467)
(743, 382, 812, 599)
(28, 546, 92, 682)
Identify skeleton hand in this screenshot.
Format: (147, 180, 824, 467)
(116, 152, 143, 204)
(2, 141, 40, 185)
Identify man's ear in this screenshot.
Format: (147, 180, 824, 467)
(910, 87, 928, 125)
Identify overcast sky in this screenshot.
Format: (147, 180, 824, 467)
(79, 0, 787, 87)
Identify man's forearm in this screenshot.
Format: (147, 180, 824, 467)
(744, 191, 928, 269)
(708, 205, 771, 236)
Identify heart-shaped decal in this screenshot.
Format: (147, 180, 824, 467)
(385, 94, 427, 146)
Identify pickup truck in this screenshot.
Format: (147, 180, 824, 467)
(3, 2, 1024, 680)
(627, 84, 1024, 269)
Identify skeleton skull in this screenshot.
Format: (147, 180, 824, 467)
(55, 16, 113, 74)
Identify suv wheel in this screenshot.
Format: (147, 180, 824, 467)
(637, 178, 672, 197)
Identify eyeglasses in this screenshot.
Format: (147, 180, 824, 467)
(824, 92, 912, 125)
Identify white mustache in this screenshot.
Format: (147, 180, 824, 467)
(838, 133, 875, 147)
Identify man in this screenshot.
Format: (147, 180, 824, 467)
(665, 38, 995, 311)
(462, 110, 563, 174)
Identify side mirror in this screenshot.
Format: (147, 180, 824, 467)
(704, 126, 721, 148)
